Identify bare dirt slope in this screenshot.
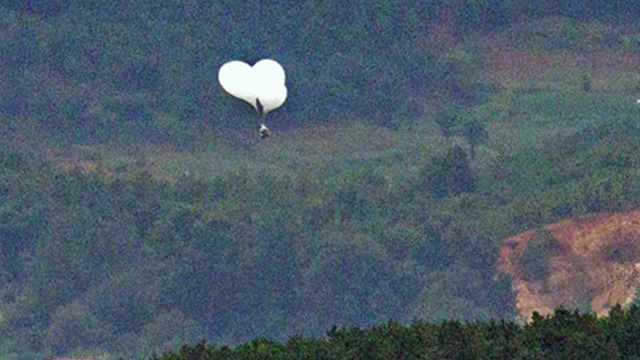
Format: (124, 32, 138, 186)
(497, 212, 640, 320)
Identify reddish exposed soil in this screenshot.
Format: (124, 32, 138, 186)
(497, 212, 640, 320)
(476, 28, 640, 84)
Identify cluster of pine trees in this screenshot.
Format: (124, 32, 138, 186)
(151, 305, 640, 360)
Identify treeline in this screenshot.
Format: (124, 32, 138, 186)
(151, 305, 640, 360)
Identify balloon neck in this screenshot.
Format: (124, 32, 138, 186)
(256, 98, 264, 115)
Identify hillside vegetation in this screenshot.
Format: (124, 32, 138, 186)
(152, 305, 640, 360)
(2, 1, 640, 359)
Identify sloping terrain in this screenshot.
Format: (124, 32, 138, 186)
(497, 212, 640, 320)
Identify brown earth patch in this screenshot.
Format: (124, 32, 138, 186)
(479, 33, 640, 84)
(497, 211, 640, 320)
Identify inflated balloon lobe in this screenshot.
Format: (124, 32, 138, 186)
(218, 59, 287, 114)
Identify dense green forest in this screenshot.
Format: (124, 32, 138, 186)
(152, 305, 640, 360)
(2, 1, 640, 359)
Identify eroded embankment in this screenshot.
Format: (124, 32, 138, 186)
(497, 212, 640, 320)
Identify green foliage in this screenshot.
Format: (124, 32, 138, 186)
(582, 73, 592, 93)
(428, 47, 496, 109)
(632, 288, 640, 308)
(435, 111, 458, 137)
(519, 228, 561, 282)
(509, 17, 624, 52)
(462, 119, 489, 159)
(149, 306, 640, 360)
(45, 301, 106, 357)
(3, 3, 640, 359)
(422, 145, 476, 198)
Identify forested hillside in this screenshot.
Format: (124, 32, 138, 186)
(2, 1, 640, 359)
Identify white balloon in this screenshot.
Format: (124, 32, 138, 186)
(218, 59, 287, 114)
(253, 59, 286, 86)
(257, 84, 287, 114)
(218, 61, 257, 109)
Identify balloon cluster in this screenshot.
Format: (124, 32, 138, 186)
(218, 59, 287, 115)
